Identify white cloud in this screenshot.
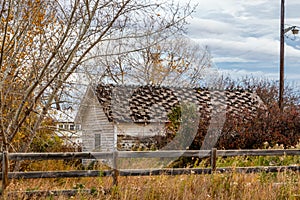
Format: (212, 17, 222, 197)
(218, 68, 281, 82)
(184, 0, 300, 83)
(213, 57, 256, 63)
(187, 18, 237, 36)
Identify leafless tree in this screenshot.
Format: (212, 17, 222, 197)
(0, 0, 194, 180)
(83, 35, 212, 87)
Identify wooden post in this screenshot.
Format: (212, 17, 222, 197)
(112, 150, 118, 186)
(279, 0, 285, 111)
(2, 151, 9, 193)
(210, 148, 217, 173)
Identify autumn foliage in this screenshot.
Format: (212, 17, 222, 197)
(209, 78, 300, 149)
(0, 0, 58, 152)
(165, 77, 300, 152)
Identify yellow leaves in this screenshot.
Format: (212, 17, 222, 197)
(0, 0, 59, 152)
(0, 1, 49, 65)
(21, 0, 46, 35)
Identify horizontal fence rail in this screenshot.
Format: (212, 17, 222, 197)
(1, 149, 299, 161)
(2, 166, 299, 180)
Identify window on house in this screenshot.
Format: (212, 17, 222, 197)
(64, 124, 69, 130)
(58, 124, 64, 129)
(70, 124, 75, 131)
(75, 124, 81, 130)
(95, 134, 101, 150)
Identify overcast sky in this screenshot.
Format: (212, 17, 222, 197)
(185, 0, 300, 87)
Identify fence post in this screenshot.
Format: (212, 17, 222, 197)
(112, 150, 118, 186)
(211, 148, 217, 173)
(2, 151, 9, 193)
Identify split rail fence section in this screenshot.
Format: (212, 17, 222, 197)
(1, 149, 300, 192)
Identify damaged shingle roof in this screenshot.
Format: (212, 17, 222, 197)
(94, 84, 265, 123)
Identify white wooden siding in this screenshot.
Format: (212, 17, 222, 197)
(116, 122, 165, 137)
(80, 95, 114, 153)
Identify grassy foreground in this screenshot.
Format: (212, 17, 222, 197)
(3, 170, 300, 200)
(3, 145, 300, 199)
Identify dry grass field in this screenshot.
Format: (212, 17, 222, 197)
(4, 170, 300, 200)
(2, 144, 300, 199)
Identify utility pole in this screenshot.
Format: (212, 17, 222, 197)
(279, 0, 285, 111)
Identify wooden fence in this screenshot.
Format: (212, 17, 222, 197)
(1, 149, 300, 195)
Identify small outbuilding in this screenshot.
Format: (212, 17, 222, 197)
(75, 84, 266, 158)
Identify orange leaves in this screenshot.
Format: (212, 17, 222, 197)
(22, 0, 47, 35)
(0, 0, 59, 150)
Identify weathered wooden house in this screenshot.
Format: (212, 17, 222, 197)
(75, 84, 266, 156)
